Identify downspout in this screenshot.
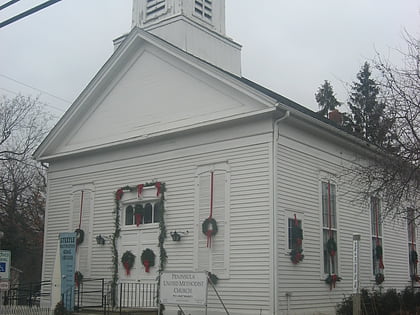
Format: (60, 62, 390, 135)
(272, 109, 290, 315)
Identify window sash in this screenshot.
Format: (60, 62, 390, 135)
(124, 201, 160, 226)
(322, 182, 336, 229)
(323, 229, 338, 274)
(370, 197, 382, 237)
(288, 218, 302, 250)
(372, 237, 383, 275)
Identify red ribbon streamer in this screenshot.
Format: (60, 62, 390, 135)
(137, 184, 144, 198)
(144, 260, 150, 273)
(79, 190, 84, 230)
(135, 214, 142, 227)
(155, 182, 161, 197)
(206, 172, 214, 248)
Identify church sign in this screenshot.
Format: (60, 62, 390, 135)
(59, 232, 77, 311)
(160, 272, 208, 306)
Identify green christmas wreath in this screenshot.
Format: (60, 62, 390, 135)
(75, 229, 84, 246)
(202, 218, 218, 236)
(121, 251, 136, 275)
(326, 238, 337, 256)
(141, 248, 156, 272)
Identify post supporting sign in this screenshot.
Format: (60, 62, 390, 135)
(59, 232, 77, 312)
(160, 272, 208, 306)
(352, 234, 361, 315)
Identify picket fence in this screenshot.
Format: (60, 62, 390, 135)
(0, 305, 52, 315)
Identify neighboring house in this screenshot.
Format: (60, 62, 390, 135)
(34, 1, 418, 314)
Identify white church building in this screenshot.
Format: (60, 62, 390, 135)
(34, 1, 418, 314)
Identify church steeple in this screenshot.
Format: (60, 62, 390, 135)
(131, 0, 241, 76)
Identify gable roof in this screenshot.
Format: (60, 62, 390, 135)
(34, 26, 370, 162)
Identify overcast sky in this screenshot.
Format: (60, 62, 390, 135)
(0, 0, 419, 120)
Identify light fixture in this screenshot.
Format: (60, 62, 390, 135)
(170, 230, 189, 242)
(96, 234, 106, 245)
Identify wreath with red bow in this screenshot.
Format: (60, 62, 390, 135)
(121, 251, 136, 276)
(375, 273, 385, 285)
(325, 274, 341, 290)
(141, 248, 156, 273)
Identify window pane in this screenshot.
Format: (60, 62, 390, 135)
(144, 203, 153, 224)
(125, 206, 134, 225)
(288, 218, 302, 250)
(322, 182, 336, 228)
(371, 197, 382, 237)
(372, 238, 383, 275)
(154, 202, 161, 223)
(323, 230, 338, 274)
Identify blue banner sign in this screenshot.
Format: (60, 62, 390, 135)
(59, 232, 76, 311)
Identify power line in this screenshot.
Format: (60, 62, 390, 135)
(0, 0, 62, 29)
(0, 73, 71, 104)
(0, 86, 66, 114)
(0, 0, 21, 11)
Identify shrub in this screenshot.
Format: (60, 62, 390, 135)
(336, 287, 420, 315)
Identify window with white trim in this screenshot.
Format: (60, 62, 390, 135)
(288, 217, 302, 250)
(124, 201, 161, 226)
(194, 0, 212, 21)
(321, 181, 338, 274)
(407, 208, 417, 278)
(370, 197, 384, 275)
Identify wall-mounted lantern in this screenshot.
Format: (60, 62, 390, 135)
(170, 231, 188, 242)
(96, 234, 107, 245)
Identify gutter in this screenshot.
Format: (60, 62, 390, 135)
(271, 109, 290, 315)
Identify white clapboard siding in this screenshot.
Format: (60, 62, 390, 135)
(42, 133, 272, 313)
(276, 124, 415, 314)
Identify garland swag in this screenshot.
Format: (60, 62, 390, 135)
(111, 182, 167, 308)
(289, 215, 304, 264)
(325, 274, 341, 290)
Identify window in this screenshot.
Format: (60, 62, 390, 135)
(146, 0, 166, 18)
(124, 201, 161, 226)
(407, 208, 417, 277)
(194, 0, 212, 21)
(371, 197, 384, 275)
(288, 217, 302, 250)
(321, 181, 338, 274)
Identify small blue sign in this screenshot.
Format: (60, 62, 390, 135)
(59, 232, 76, 311)
(0, 262, 5, 272)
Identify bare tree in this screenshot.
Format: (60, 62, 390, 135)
(349, 33, 419, 222)
(0, 94, 51, 283)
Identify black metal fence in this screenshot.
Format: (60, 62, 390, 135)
(118, 281, 158, 311)
(3, 280, 51, 307)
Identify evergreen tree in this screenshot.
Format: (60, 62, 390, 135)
(348, 62, 389, 145)
(315, 80, 341, 118)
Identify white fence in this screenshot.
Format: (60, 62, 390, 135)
(0, 305, 52, 315)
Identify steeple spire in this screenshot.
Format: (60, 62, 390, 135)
(130, 0, 241, 76)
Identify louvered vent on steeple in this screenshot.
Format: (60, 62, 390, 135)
(194, 0, 212, 21)
(146, 0, 166, 18)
